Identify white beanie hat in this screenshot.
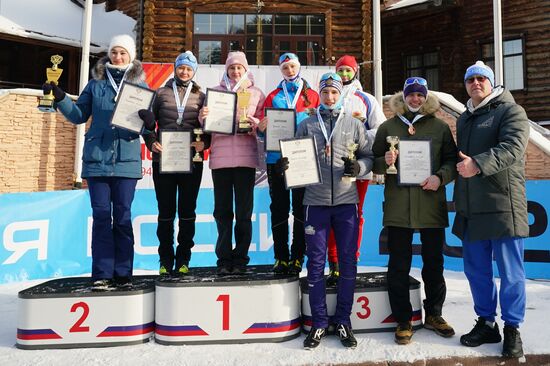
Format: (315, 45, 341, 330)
(108, 34, 136, 62)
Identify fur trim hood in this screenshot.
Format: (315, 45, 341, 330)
(91, 56, 145, 84)
(389, 91, 440, 116)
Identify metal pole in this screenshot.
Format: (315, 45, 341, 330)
(372, 0, 383, 106)
(73, 0, 93, 188)
(493, 0, 504, 86)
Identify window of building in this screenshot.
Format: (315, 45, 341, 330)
(481, 37, 525, 90)
(404, 51, 439, 90)
(193, 13, 325, 65)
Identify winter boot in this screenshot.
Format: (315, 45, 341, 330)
(336, 324, 357, 349)
(303, 327, 326, 350)
(395, 321, 413, 345)
(502, 325, 524, 358)
(424, 315, 455, 338)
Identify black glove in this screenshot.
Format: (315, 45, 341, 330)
(42, 82, 65, 102)
(274, 157, 289, 176)
(138, 109, 156, 130)
(342, 157, 360, 177)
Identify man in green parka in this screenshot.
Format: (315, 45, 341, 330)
(372, 77, 457, 345)
(454, 61, 529, 359)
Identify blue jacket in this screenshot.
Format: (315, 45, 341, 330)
(56, 57, 148, 179)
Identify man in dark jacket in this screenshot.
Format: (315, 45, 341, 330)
(453, 61, 529, 359)
(372, 77, 457, 345)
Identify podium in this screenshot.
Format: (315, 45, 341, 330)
(301, 272, 423, 333)
(155, 265, 301, 345)
(17, 276, 156, 349)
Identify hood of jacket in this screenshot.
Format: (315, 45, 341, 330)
(91, 56, 145, 84)
(389, 91, 440, 116)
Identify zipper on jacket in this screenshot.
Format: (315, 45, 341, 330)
(330, 115, 334, 206)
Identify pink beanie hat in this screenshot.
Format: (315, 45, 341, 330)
(225, 51, 249, 71)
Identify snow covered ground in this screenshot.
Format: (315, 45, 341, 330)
(1, 267, 549, 366)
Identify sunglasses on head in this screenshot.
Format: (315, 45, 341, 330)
(466, 76, 488, 84)
(404, 77, 428, 87)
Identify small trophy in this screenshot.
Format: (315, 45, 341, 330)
(342, 141, 359, 183)
(236, 90, 252, 133)
(386, 136, 399, 175)
(192, 128, 204, 162)
(38, 55, 64, 113)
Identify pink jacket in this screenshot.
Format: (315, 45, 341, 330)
(208, 73, 266, 170)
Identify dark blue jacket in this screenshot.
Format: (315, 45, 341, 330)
(56, 57, 148, 179)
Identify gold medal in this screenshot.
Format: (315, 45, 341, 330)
(408, 125, 416, 135)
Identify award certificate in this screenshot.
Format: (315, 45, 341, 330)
(265, 108, 296, 152)
(280, 136, 322, 189)
(204, 88, 237, 135)
(159, 130, 192, 173)
(397, 139, 432, 185)
(110, 82, 156, 133)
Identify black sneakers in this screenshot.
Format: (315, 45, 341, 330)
(336, 324, 357, 349)
(502, 325, 524, 358)
(303, 327, 326, 349)
(460, 317, 502, 347)
(91, 279, 115, 291)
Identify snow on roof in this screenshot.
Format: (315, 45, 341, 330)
(0, 0, 136, 52)
(386, 0, 431, 10)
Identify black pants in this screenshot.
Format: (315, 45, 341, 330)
(266, 163, 305, 262)
(153, 161, 203, 270)
(387, 226, 446, 323)
(212, 167, 255, 268)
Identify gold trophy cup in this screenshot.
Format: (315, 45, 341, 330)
(38, 55, 64, 112)
(236, 90, 252, 133)
(192, 128, 204, 162)
(342, 141, 359, 183)
(386, 136, 399, 175)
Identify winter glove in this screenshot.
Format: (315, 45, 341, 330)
(274, 157, 289, 176)
(138, 109, 156, 130)
(342, 157, 360, 177)
(42, 82, 66, 103)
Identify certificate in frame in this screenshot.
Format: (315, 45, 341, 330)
(279, 136, 322, 189)
(203, 88, 237, 135)
(265, 108, 296, 152)
(159, 130, 192, 174)
(110, 82, 156, 133)
(397, 138, 432, 186)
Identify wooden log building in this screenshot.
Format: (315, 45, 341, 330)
(104, 0, 550, 123)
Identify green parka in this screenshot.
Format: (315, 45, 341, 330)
(372, 92, 457, 228)
(452, 88, 529, 241)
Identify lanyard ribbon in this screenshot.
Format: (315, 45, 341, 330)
(105, 66, 131, 102)
(316, 107, 344, 152)
(397, 113, 424, 130)
(282, 79, 303, 109)
(172, 81, 193, 125)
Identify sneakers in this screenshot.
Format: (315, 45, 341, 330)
(232, 265, 248, 275)
(395, 321, 413, 345)
(177, 264, 189, 276)
(287, 258, 303, 275)
(502, 325, 524, 358)
(91, 279, 114, 291)
(159, 265, 171, 276)
(326, 261, 340, 287)
(272, 260, 288, 274)
(336, 324, 357, 349)
(460, 317, 502, 347)
(217, 266, 232, 276)
(424, 315, 455, 338)
(303, 327, 326, 349)
(114, 276, 132, 289)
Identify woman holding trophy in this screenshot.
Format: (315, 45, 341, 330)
(198, 51, 265, 275)
(138, 51, 208, 276)
(371, 77, 457, 345)
(41, 34, 148, 290)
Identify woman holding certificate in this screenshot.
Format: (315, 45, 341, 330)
(295, 73, 373, 350)
(41, 34, 148, 290)
(198, 51, 265, 275)
(371, 77, 457, 345)
(139, 51, 207, 276)
(257, 53, 320, 275)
